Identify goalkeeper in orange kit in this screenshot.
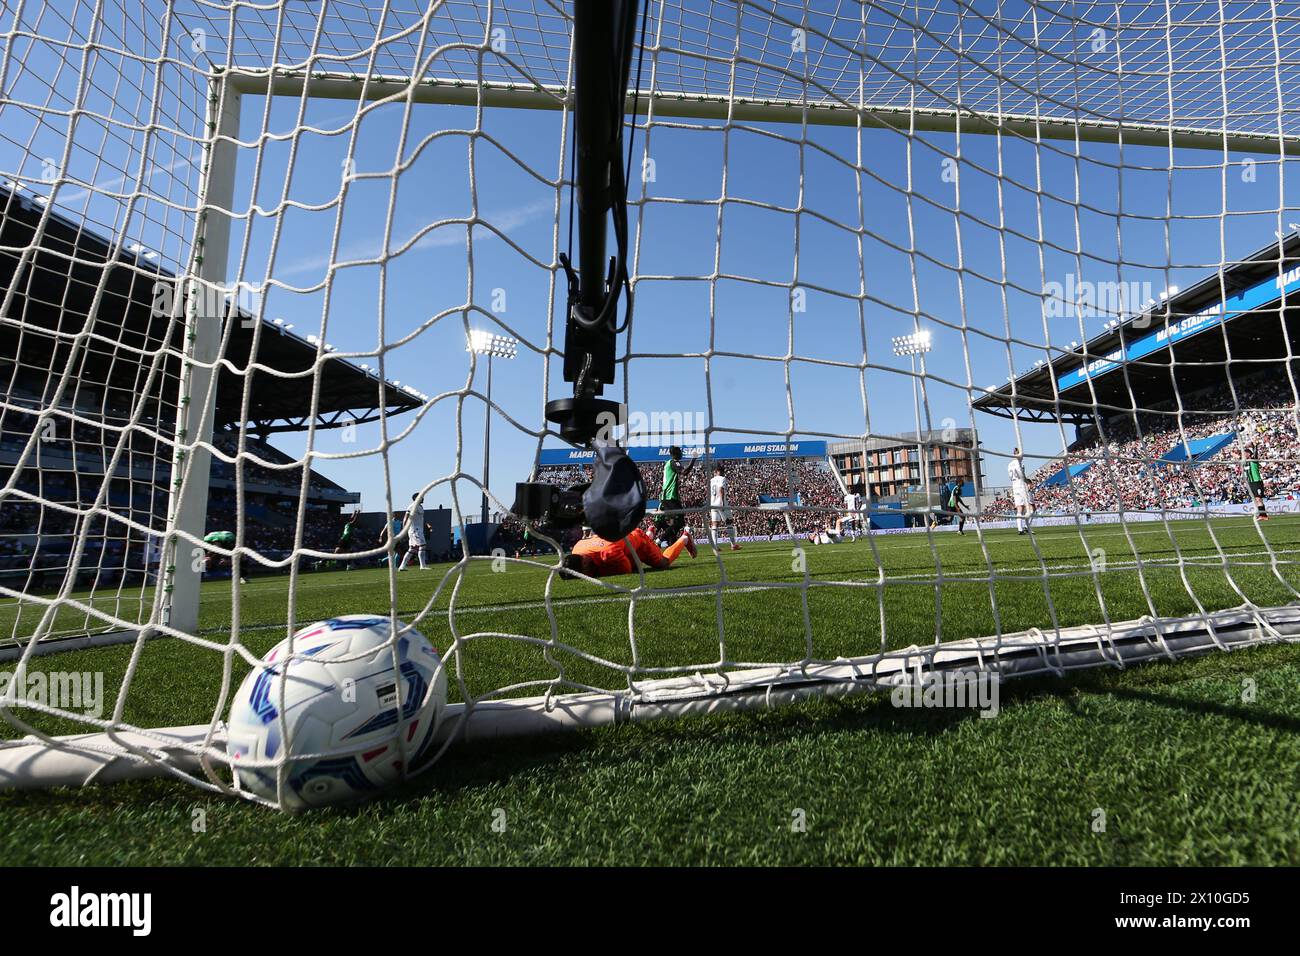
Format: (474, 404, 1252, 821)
(563, 524, 697, 578)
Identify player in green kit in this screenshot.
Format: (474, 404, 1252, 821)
(945, 478, 968, 534)
(660, 446, 698, 539)
(334, 510, 360, 568)
(1240, 445, 1268, 520)
(202, 530, 237, 579)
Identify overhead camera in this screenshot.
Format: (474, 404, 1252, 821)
(511, 479, 590, 529)
(512, 445, 646, 541)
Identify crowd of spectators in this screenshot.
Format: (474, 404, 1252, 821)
(0, 468, 159, 585)
(1, 414, 362, 585)
(210, 432, 344, 496)
(988, 377, 1300, 516)
(204, 490, 343, 555)
(530, 454, 845, 538)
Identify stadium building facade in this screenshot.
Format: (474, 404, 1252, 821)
(828, 429, 983, 501)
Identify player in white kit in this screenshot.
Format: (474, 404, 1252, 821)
(708, 465, 741, 551)
(1008, 448, 1032, 535)
(144, 536, 163, 584)
(398, 493, 428, 569)
(837, 486, 864, 541)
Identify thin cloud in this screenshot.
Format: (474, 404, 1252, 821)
(274, 197, 555, 277)
(55, 155, 196, 209)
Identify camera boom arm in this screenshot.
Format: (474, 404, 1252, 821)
(515, 1, 647, 538)
(543, 0, 641, 447)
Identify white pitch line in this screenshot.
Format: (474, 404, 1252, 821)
(15, 539, 1300, 641)
(205, 515, 1294, 596)
(374, 546, 1300, 619)
(0, 518, 1291, 619)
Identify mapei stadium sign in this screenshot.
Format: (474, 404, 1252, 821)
(1056, 261, 1300, 391)
(538, 441, 828, 466)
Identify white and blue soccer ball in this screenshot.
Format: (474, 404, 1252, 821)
(226, 614, 447, 811)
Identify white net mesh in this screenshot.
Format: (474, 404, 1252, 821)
(3, 0, 1300, 799)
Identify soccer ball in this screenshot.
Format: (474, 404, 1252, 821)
(226, 614, 447, 811)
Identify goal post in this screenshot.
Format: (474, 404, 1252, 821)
(161, 78, 243, 638)
(3, 0, 1300, 801)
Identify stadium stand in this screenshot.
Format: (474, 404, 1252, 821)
(976, 229, 1300, 521)
(0, 395, 363, 585)
(987, 374, 1300, 516)
(528, 451, 845, 541)
(0, 180, 420, 586)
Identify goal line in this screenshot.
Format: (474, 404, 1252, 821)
(3, 603, 1294, 793)
(5, 0, 1300, 807)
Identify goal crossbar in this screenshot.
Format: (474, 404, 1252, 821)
(6, 0, 1300, 809)
(225, 70, 1300, 156)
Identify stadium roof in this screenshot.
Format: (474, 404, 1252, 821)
(973, 233, 1300, 426)
(0, 183, 422, 434)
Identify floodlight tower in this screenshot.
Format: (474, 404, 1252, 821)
(468, 329, 519, 526)
(891, 328, 934, 508)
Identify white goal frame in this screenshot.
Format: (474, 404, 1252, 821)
(5, 604, 1297, 790)
(158, 65, 1300, 638)
(5, 3, 1300, 794)
(233, 68, 1300, 154)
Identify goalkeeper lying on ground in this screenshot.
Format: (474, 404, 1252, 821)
(563, 524, 697, 578)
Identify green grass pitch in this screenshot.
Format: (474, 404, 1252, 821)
(2, 515, 1299, 865)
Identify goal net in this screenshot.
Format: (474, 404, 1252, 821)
(2, 0, 1300, 798)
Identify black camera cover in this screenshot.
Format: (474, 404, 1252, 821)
(582, 445, 646, 540)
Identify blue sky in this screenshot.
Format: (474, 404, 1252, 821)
(229, 92, 1298, 512)
(3, 1, 1297, 518)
